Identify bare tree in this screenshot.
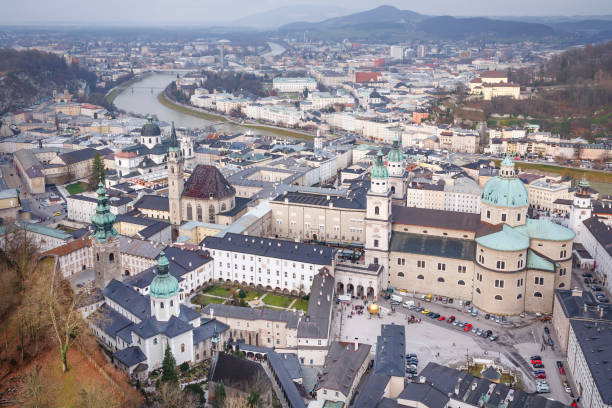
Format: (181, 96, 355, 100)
(76, 383, 120, 408)
(155, 383, 198, 408)
(18, 365, 55, 408)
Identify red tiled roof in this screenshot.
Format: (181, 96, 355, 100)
(43, 236, 91, 257)
(182, 165, 236, 200)
(355, 72, 382, 83)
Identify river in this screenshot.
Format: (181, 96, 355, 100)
(114, 71, 250, 134)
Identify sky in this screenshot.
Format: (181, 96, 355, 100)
(3, 0, 612, 25)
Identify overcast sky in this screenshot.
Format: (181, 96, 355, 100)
(3, 0, 612, 25)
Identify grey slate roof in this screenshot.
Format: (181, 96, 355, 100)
(134, 195, 169, 212)
(202, 233, 336, 266)
(353, 373, 391, 408)
(201, 304, 300, 329)
(59, 147, 99, 165)
(570, 319, 612, 404)
(103, 279, 150, 320)
(192, 318, 230, 344)
(119, 236, 163, 259)
(298, 270, 334, 339)
(113, 346, 147, 368)
(554, 289, 612, 321)
(268, 351, 306, 408)
(392, 205, 482, 232)
(398, 382, 449, 408)
(374, 324, 405, 377)
(390, 231, 476, 261)
(583, 216, 612, 257)
(317, 341, 371, 397)
(272, 188, 367, 210)
(93, 303, 133, 338)
(131, 315, 193, 339)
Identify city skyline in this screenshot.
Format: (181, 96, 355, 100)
(3, 0, 612, 26)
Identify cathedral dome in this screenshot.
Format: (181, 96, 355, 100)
(371, 150, 389, 179)
(150, 251, 179, 299)
(481, 156, 528, 208)
(141, 115, 161, 136)
(388, 138, 403, 163)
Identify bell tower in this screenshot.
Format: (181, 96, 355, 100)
(168, 122, 184, 237)
(387, 137, 406, 205)
(365, 150, 392, 275)
(91, 178, 121, 289)
(569, 176, 592, 244)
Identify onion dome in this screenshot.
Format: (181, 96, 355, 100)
(91, 180, 118, 242)
(388, 137, 403, 163)
(371, 150, 389, 179)
(150, 251, 179, 299)
(367, 303, 380, 315)
(481, 155, 528, 208)
(141, 115, 161, 136)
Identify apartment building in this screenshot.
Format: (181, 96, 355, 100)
(67, 193, 132, 223)
(272, 77, 317, 93)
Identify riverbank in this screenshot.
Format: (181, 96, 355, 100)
(492, 159, 612, 186)
(105, 73, 153, 108)
(157, 91, 313, 140)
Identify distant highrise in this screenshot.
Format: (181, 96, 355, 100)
(417, 45, 426, 58)
(390, 45, 404, 61)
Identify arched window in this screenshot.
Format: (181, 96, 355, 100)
(517, 294, 522, 299)
(109, 253, 114, 262)
(96, 253, 99, 262)
(197, 205, 203, 222)
(534, 292, 543, 298)
(458, 280, 465, 286)
(221, 203, 227, 211)
(518, 260, 524, 268)
(181, 343, 185, 353)
(186, 204, 193, 220)
(437, 277, 445, 283)
(170, 166, 174, 174)
(209, 205, 215, 222)
(170, 300, 174, 307)
(496, 261, 505, 269)
(398, 272, 404, 277)
(559, 283, 565, 288)
(374, 206, 380, 215)
(160, 302, 164, 308)
(476, 288, 481, 294)
(478, 255, 484, 264)
(390, 186, 395, 194)
(495, 295, 502, 300)
(417, 274, 424, 280)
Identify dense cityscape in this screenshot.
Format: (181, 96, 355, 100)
(0, 2, 611, 408)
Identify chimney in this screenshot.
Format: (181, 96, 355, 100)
(600, 306, 605, 319)
(210, 308, 214, 319)
(354, 340, 358, 352)
(584, 303, 588, 312)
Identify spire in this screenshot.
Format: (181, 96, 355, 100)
(388, 136, 403, 163)
(169, 121, 180, 151)
(90, 175, 118, 242)
(500, 155, 516, 179)
(156, 251, 170, 275)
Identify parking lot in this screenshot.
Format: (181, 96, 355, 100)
(332, 295, 573, 405)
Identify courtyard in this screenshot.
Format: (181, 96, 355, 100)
(334, 295, 573, 405)
(190, 284, 309, 312)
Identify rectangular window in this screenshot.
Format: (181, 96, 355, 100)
(437, 263, 445, 271)
(374, 239, 379, 248)
(495, 279, 504, 288)
(501, 213, 507, 222)
(535, 277, 544, 285)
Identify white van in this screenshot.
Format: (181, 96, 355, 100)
(402, 300, 415, 309)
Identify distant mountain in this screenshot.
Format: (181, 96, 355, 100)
(231, 5, 352, 29)
(278, 5, 612, 42)
(416, 16, 555, 40)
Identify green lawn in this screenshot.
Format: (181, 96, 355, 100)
(493, 160, 612, 184)
(293, 298, 309, 312)
(262, 294, 293, 308)
(192, 294, 226, 306)
(244, 290, 263, 301)
(66, 182, 88, 195)
(203, 285, 233, 298)
(263, 305, 284, 310)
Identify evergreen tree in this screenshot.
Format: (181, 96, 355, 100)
(247, 390, 260, 407)
(88, 153, 105, 190)
(213, 382, 226, 408)
(161, 344, 179, 385)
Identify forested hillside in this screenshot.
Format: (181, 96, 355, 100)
(0, 49, 95, 114)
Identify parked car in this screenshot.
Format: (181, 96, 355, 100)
(599, 297, 610, 303)
(471, 327, 478, 333)
(592, 286, 603, 292)
(582, 272, 593, 278)
(447, 316, 455, 323)
(485, 330, 493, 338)
(501, 316, 508, 324)
(463, 323, 473, 332)
(544, 327, 550, 335)
(536, 383, 550, 393)
(485, 313, 490, 320)
(489, 334, 498, 341)
(476, 329, 483, 336)
(531, 358, 542, 365)
(534, 372, 547, 379)
(415, 307, 424, 312)
(531, 355, 542, 361)
(495, 316, 500, 323)
(565, 386, 571, 393)
(471, 309, 478, 317)
(489, 314, 496, 321)
(421, 309, 430, 314)
(406, 354, 418, 359)
(438, 316, 445, 321)
(533, 363, 545, 368)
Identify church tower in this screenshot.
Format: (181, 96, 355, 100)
(314, 129, 323, 154)
(569, 176, 592, 244)
(91, 179, 121, 289)
(149, 251, 180, 322)
(168, 122, 184, 236)
(364, 150, 392, 274)
(387, 137, 407, 205)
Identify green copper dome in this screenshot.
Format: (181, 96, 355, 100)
(90, 180, 118, 242)
(141, 115, 161, 136)
(388, 138, 403, 163)
(371, 150, 389, 179)
(577, 175, 590, 189)
(481, 155, 528, 208)
(150, 251, 179, 299)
